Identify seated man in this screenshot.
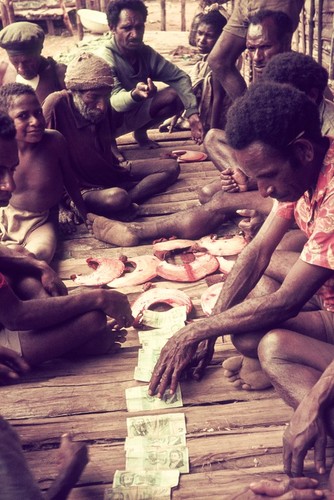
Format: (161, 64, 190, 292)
(262, 51, 334, 137)
(43, 52, 180, 221)
(0, 112, 133, 373)
(0, 21, 66, 104)
(95, 0, 204, 151)
(201, 9, 294, 203)
(207, 0, 304, 100)
(148, 81, 334, 487)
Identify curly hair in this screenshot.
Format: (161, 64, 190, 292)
(199, 10, 227, 35)
(0, 83, 36, 114)
(0, 113, 16, 140)
(262, 52, 328, 104)
(225, 82, 322, 151)
(248, 9, 293, 41)
(107, 0, 148, 28)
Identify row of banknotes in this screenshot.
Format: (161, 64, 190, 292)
(105, 414, 189, 499)
(105, 309, 190, 499)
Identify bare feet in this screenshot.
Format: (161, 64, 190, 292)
(87, 213, 140, 247)
(45, 434, 88, 500)
(198, 179, 222, 204)
(222, 355, 272, 390)
(221, 167, 249, 193)
(133, 130, 160, 149)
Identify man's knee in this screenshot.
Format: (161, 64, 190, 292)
(231, 333, 261, 358)
(258, 330, 288, 368)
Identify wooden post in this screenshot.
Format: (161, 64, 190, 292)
(329, 13, 334, 79)
(75, 0, 84, 40)
(160, 0, 166, 31)
(181, 0, 186, 31)
(59, 0, 74, 36)
(308, 0, 315, 56)
(0, 0, 15, 26)
(317, 0, 323, 64)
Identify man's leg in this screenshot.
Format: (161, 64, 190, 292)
(133, 87, 184, 148)
(125, 158, 180, 203)
(222, 250, 330, 390)
(88, 187, 273, 247)
(82, 187, 131, 217)
(19, 310, 119, 367)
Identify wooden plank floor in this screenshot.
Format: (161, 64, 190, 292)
(3, 129, 331, 499)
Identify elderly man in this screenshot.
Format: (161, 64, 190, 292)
(207, 0, 304, 101)
(95, 0, 203, 151)
(148, 81, 334, 486)
(43, 52, 179, 221)
(0, 21, 66, 104)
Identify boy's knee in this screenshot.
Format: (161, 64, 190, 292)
(105, 188, 131, 210)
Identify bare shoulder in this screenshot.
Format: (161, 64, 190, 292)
(40, 130, 69, 159)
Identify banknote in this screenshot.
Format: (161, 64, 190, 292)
(125, 445, 189, 473)
(125, 434, 186, 451)
(112, 469, 180, 488)
(126, 413, 186, 438)
(139, 306, 187, 329)
(134, 348, 161, 382)
(138, 334, 170, 351)
(104, 485, 171, 499)
(126, 385, 183, 412)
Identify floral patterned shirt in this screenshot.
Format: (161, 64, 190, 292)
(274, 138, 334, 311)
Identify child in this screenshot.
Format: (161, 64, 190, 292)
(160, 10, 228, 133)
(0, 83, 87, 263)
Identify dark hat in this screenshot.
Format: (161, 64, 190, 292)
(0, 22, 45, 56)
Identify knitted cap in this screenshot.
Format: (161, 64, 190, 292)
(0, 22, 44, 55)
(65, 52, 114, 90)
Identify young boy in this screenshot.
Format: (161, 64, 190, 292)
(0, 83, 87, 263)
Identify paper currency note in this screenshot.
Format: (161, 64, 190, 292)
(126, 385, 183, 412)
(125, 435, 186, 450)
(113, 469, 180, 488)
(139, 306, 187, 329)
(126, 413, 186, 438)
(104, 485, 171, 499)
(134, 348, 161, 382)
(125, 445, 189, 473)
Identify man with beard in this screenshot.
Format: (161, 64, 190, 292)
(95, 0, 204, 152)
(42, 52, 179, 222)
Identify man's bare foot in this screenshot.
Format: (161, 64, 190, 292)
(198, 179, 222, 204)
(133, 130, 160, 149)
(45, 434, 88, 500)
(222, 355, 272, 390)
(87, 213, 140, 247)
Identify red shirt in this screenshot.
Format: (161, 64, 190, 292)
(275, 138, 334, 311)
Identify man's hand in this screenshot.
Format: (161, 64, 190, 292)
(132, 78, 157, 101)
(0, 347, 30, 384)
(232, 477, 325, 499)
(188, 113, 204, 145)
(102, 290, 134, 329)
(149, 329, 199, 397)
(221, 167, 249, 193)
(237, 209, 265, 242)
(283, 396, 327, 477)
(187, 337, 217, 381)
